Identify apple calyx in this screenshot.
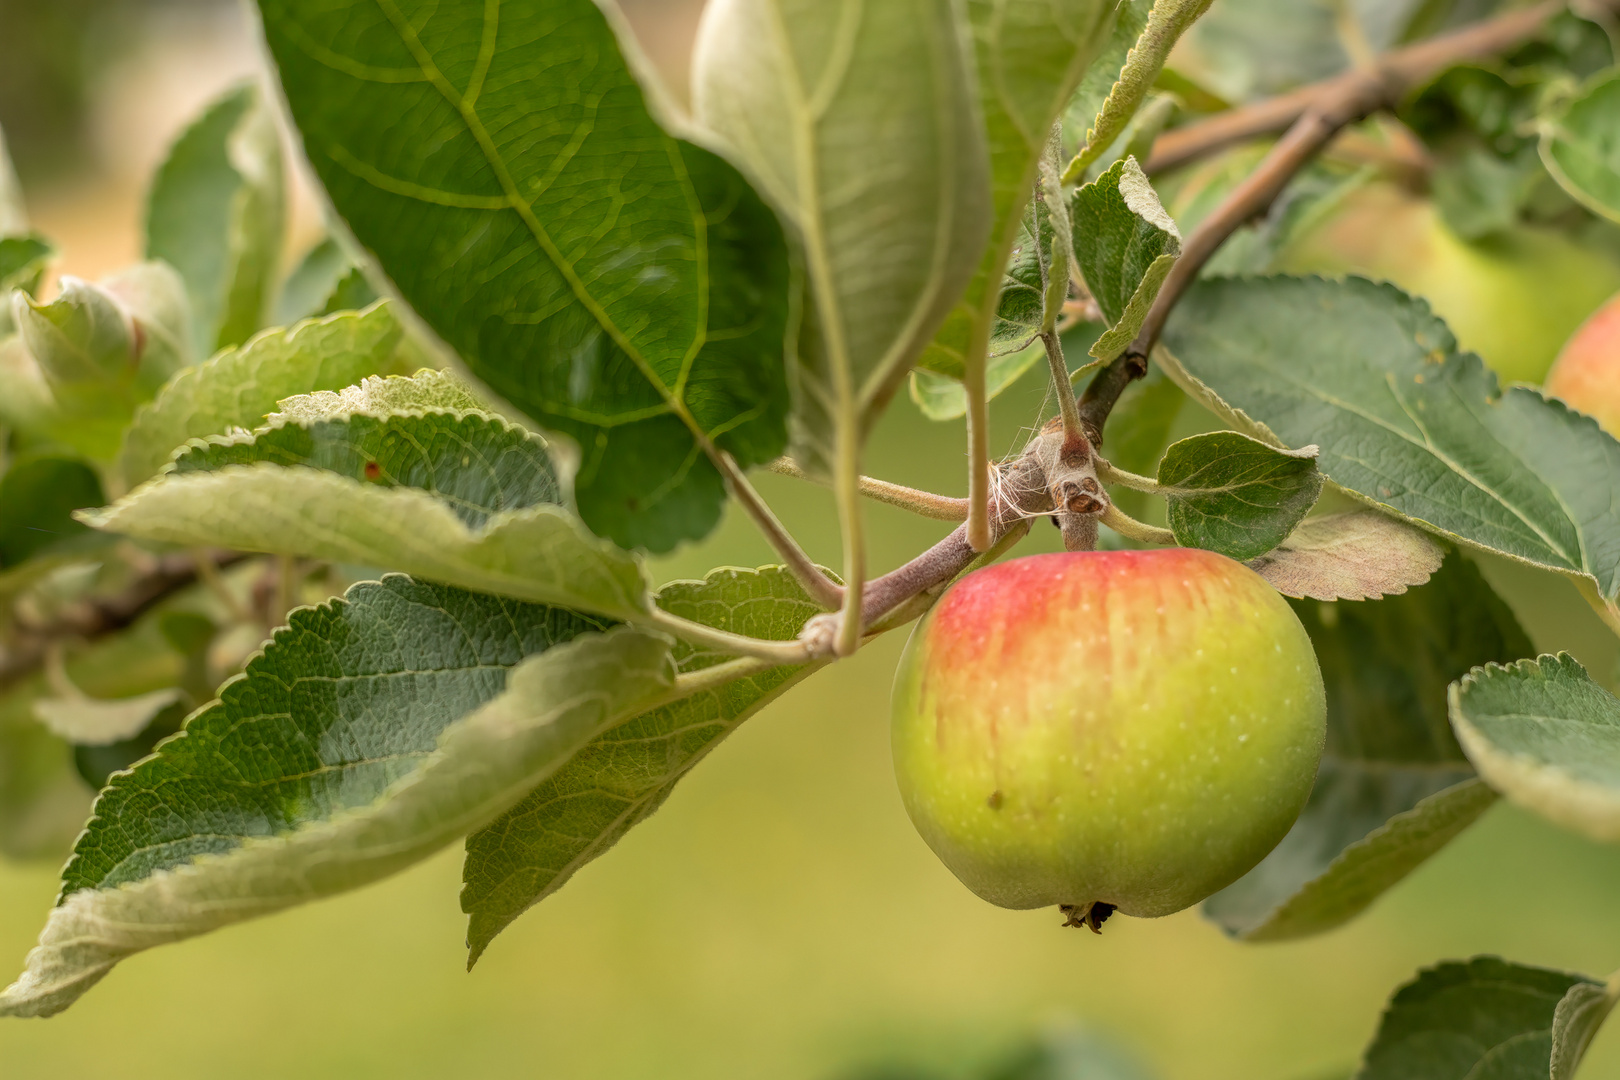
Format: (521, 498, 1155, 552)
(1060, 902, 1116, 934)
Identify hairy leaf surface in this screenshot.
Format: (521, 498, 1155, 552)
(257, 0, 791, 553)
(87, 373, 649, 620)
(146, 83, 285, 354)
(462, 565, 824, 963)
(1356, 957, 1615, 1080)
(694, 0, 991, 469)
(1155, 431, 1320, 560)
(1451, 653, 1620, 843)
(1540, 67, 1620, 224)
(1205, 556, 1528, 940)
(1160, 275, 1620, 625)
(915, 0, 1111, 383)
(119, 302, 408, 485)
(1247, 511, 1444, 602)
(0, 579, 675, 1017)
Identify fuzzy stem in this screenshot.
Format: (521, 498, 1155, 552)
(770, 458, 969, 521)
(644, 608, 815, 665)
(1095, 457, 1160, 491)
(1042, 331, 1085, 449)
(1101, 504, 1176, 546)
(715, 453, 843, 610)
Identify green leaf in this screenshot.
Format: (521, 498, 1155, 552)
(461, 565, 824, 963)
(274, 237, 352, 326)
(258, 0, 791, 554)
(1158, 275, 1620, 627)
(1355, 956, 1616, 1080)
(1450, 653, 1620, 843)
(908, 318, 1102, 421)
(1063, 0, 1152, 156)
(1205, 555, 1528, 941)
(1246, 511, 1444, 602)
(0, 578, 676, 1017)
(86, 372, 652, 621)
(0, 455, 104, 568)
(1070, 156, 1180, 361)
(0, 234, 53, 334)
(1539, 67, 1620, 225)
(693, 0, 991, 471)
(0, 124, 25, 236)
(1431, 146, 1542, 241)
(985, 1023, 1159, 1080)
(118, 301, 409, 486)
(912, 0, 1110, 389)
(146, 82, 285, 354)
(1154, 431, 1321, 560)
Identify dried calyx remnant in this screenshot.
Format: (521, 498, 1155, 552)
(1061, 901, 1117, 933)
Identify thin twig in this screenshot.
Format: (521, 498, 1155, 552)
(1077, 2, 1571, 440)
(770, 458, 969, 521)
(1143, 0, 1569, 174)
(1, 551, 250, 691)
(714, 452, 844, 610)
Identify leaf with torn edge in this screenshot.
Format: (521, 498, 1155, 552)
(118, 301, 409, 486)
(1539, 67, 1620, 225)
(693, 0, 991, 471)
(146, 82, 284, 354)
(1071, 156, 1181, 362)
(84, 373, 651, 621)
(1451, 653, 1620, 844)
(1205, 555, 1526, 941)
(258, 0, 792, 553)
(462, 565, 824, 963)
(1159, 275, 1620, 630)
(0, 578, 675, 1017)
(1154, 430, 1321, 561)
(1356, 956, 1617, 1080)
(1248, 511, 1444, 601)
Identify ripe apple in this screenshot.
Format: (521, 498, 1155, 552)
(891, 549, 1325, 923)
(1544, 292, 1620, 436)
(1277, 182, 1620, 385)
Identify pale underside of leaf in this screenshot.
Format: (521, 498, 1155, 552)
(1450, 654, 1620, 843)
(1248, 511, 1444, 601)
(82, 465, 651, 621)
(32, 689, 182, 748)
(0, 627, 674, 1018)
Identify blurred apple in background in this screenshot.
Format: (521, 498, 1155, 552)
(1544, 292, 1620, 436)
(1277, 181, 1620, 385)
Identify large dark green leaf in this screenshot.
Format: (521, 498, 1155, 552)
(1160, 275, 1620, 630)
(1204, 555, 1529, 940)
(146, 83, 285, 355)
(1451, 653, 1620, 843)
(461, 565, 824, 963)
(0, 577, 676, 1017)
(1356, 957, 1615, 1080)
(257, 0, 791, 553)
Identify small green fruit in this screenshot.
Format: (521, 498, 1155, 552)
(891, 549, 1325, 921)
(1544, 291, 1620, 437)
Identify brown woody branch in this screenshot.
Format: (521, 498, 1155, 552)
(0, 550, 248, 691)
(1078, 0, 1581, 442)
(1143, 0, 1569, 175)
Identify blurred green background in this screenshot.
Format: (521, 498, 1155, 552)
(4, 2, 1620, 1077)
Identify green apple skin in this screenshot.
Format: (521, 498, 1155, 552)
(1278, 182, 1620, 385)
(891, 548, 1325, 918)
(1544, 291, 1620, 436)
